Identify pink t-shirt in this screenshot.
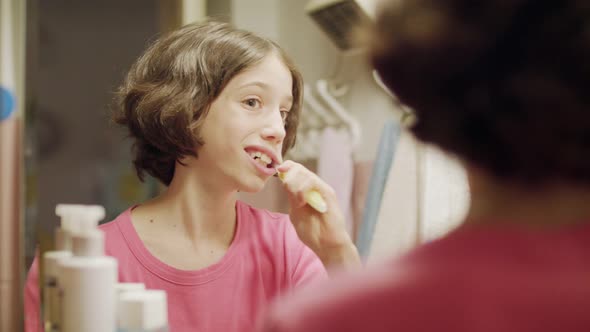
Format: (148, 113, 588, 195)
(25, 201, 327, 332)
(260, 221, 590, 332)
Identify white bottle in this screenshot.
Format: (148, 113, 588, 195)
(115, 283, 146, 324)
(58, 205, 118, 332)
(42, 204, 82, 332)
(118, 290, 169, 332)
(116, 282, 146, 296)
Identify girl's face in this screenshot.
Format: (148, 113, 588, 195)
(195, 53, 293, 192)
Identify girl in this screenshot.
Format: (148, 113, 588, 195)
(25, 21, 359, 332)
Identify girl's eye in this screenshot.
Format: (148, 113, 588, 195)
(243, 98, 261, 108)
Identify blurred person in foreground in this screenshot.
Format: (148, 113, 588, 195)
(258, 0, 590, 331)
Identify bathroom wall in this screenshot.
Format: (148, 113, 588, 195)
(31, 0, 160, 264)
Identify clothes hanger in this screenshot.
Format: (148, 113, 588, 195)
(300, 102, 323, 130)
(303, 84, 339, 127)
(288, 93, 326, 161)
(315, 79, 361, 149)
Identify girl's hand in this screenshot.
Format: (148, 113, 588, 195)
(277, 160, 360, 270)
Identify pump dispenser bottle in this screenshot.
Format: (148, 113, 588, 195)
(42, 204, 81, 332)
(58, 205, 118, 332)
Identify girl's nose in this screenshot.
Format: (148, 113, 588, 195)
(261, 110, 286, 144)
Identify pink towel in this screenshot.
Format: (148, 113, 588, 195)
(317, 128, 354, 234)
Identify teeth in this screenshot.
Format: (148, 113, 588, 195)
(260, 154, 271, 165)
(248, 150, 273, 167)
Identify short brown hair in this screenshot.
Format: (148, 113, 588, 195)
(370, 0, 590, 185)
(114, 21, 302, 185)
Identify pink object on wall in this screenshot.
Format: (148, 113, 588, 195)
(317, 128, 354, 234)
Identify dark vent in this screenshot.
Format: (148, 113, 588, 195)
(308, 0, 370, 51)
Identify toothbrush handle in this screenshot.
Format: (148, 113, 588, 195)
(277, 172, 328, 213)
(303, 190, 328, 214)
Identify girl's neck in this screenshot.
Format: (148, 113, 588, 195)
(141, 162, 238, 244)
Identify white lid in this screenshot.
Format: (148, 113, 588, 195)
(55, 204, 83, 230)
(71, 229, 105, 257)
(54, 205, 106, 257)
(116, 283, 145, 295)
(55, 204, 84, 249)
(74, 205, 105, 234)
(55, 204, 106, 235)
(55, 204, 81, 219)
(59, 255, 117, 269)
(118, 290, 168, 329)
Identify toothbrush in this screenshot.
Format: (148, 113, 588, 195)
(276, 171, 328, 213)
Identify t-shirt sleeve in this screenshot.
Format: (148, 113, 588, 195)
(283, 217, 328, 288)
(24, 255, 44, 332)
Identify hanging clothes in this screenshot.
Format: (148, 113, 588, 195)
(356, 119, 401, 259)
(317, 127, 354, 234)
(368, 130, 420, 263)
(367, 138, 471, 263)
(419, 145, 470, 243)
